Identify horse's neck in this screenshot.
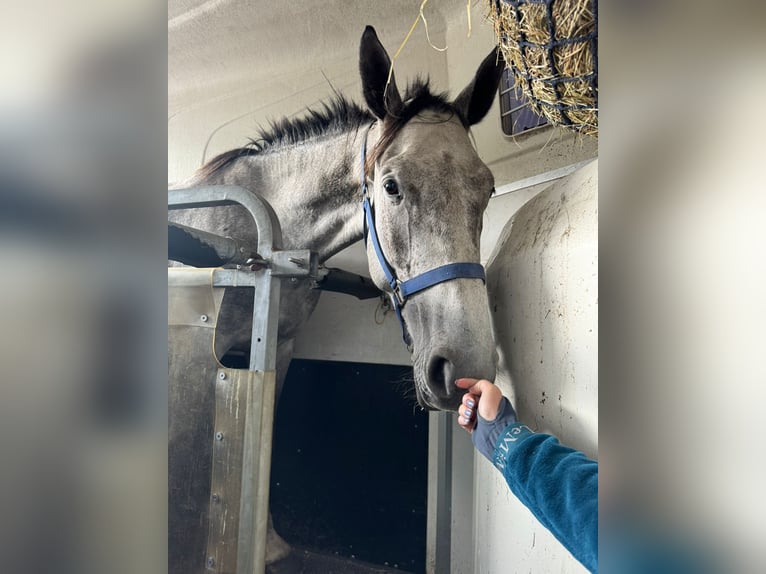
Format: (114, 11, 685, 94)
(209, 130, 368, 262)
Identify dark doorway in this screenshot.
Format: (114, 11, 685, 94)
(270, 359, 428, 573)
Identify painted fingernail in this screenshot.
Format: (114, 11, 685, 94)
(465, 408, 472, 417)
(467, 399, 475, 408)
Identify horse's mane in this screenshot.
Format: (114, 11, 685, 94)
(197, 79, 459, 179)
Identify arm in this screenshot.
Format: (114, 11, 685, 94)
(456, 378, 598, 573)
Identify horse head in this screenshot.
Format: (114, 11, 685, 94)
(359, 26, 502, 411)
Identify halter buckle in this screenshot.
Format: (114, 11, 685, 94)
(391, 281, 405, 307)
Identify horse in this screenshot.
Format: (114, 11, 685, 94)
(170, 25, 502, 568)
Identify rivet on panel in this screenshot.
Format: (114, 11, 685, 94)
(206, 556, 215, 568)
(219, 371, 226, 380)
(215, 432, 224, 441)
(200, 314, 208, 322)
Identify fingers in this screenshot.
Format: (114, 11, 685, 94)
(455, 378, 503, 422)
(457, 400, 476, 432)
(455, 379, 483, 432)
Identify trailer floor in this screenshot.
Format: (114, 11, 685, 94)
(266, 546, 412, 574)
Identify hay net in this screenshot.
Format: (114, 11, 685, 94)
(488, 0, 598, 137)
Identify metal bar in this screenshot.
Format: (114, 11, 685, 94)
(169, 186, 281, 257)
(493, 159, 595, 196)
(269, 250, 317, 278)
(168, 221, 260, 267)
(168, 185, 286, 574)
(235, 253, 282, 574)
(168, 260, 315, 288)
(168, 268, 259, 287)
(249, 270, 280, 373)
(426, 412, 452, 574)
(238, 229, 278, 574)
(503, 122, 550, 139)
(500, 102, 534, 117)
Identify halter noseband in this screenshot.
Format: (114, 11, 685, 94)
(360, 123, 486, 346)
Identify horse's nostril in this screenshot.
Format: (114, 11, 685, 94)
(427, 355, 455, 395)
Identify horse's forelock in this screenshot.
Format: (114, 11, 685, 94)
(365, 79, 465, 177)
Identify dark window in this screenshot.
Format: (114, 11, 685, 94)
(499, 68, 548, 137)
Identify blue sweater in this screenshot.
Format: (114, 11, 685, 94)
(492, 424, 598, 573)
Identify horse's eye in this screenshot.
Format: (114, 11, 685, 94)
(383, 179, 399, 195)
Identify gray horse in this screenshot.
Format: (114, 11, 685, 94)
(171, 25, 502, 566)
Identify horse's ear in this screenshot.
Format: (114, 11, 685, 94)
(359, 26, 403, 120)
(453, 48, 505, 126)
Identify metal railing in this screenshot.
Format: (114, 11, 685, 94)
(168, 186, 316, 574)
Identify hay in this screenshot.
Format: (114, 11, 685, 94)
(487, 0, 598, 137)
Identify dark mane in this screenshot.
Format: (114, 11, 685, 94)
(197, 95, 372, 179)
(250, 95, 373, 151)
(197, 78, 460, 179)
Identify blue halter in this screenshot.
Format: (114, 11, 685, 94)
(360, 124, 486, 345)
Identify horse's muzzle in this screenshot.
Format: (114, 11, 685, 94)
(418, 343, 498, 411)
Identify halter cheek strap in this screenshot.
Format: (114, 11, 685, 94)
(360, 123, 486, 346)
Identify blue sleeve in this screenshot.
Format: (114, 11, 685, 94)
(492, 424, 598, 573)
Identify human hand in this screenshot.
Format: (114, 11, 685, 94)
(455, 378, 517, 461)
(455, 378, 504, 430)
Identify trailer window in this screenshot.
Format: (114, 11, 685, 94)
(499, 68, 548, 137)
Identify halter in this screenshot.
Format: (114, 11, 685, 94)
(360, 123, 486, 345)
